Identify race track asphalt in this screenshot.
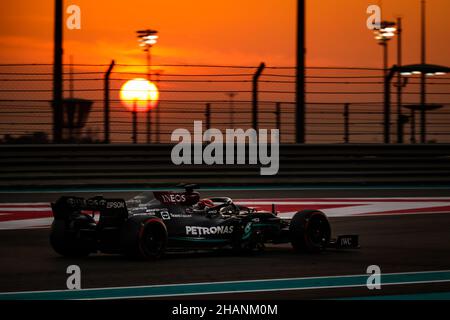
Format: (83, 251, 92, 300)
(1, 188, 450, 300)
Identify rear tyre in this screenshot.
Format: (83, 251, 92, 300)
(289, 210, 331, 253)
(120, 216, 168, 260)
(49, 218, 94, 257)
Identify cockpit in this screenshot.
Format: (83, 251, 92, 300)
(152, 186, 244, 217)
(193, 197, 241, 216)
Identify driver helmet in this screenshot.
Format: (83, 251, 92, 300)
(196, 199, 215, 210)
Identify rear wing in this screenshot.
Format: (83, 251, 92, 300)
(51, 196, 127, 220)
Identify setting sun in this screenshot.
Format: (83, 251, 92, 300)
(120, 78, 159, 112)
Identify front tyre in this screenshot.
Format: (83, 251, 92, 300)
(289, 210, 331, 253)
(120, 216, 168, 260)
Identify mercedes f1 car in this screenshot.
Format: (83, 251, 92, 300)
(50, 185, 359, 259)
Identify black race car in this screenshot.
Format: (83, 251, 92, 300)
(50, 185, 359, 259)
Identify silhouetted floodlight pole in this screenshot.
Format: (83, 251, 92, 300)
(374, 21, 397, 75)
(296, 0, 306, 143)
(374, 20, 396, 143)
(137, 29, 159, 144)
(52, 0, 63, 143)
(420, 0, 427, 143)
(394, 17, 408, 144)
(155, 71, 163, 143)
(137, 29, 158, 79)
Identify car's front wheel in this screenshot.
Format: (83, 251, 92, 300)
(289, 210, 331, 253)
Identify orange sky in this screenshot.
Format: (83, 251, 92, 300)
(1, 0, 449, 68)
(0, 0, 449, 143)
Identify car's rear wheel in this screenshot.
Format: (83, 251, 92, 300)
(289, 210, 331, 253)
(49, 217, 94, 257)
(120, 216, 167, 260)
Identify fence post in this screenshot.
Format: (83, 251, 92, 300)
(147, 109, 152, 144)
(252, 63, 266, 130)
(104, 60, 115, 144)
(384, 66, 397, 144)
(275, 102, 281, 136)
(155, 71, 161, 144)
(155, 106, 160, 143)
(132, 101, 138, 144)
(344, 103, 350, 144)
(410, 110, 416, 144)
(205, 103, 211, 131)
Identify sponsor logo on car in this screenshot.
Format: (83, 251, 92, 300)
(186, 225, 234, 236)
(160, 193, 187, 204)
(160, 211, 171, 220)
(170, 214, 193, 218)
(144, 208, 160, 213)
(106, 201, 125, 209)
(67, 198, 86, 207)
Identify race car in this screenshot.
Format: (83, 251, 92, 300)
(49, 185, 359, 260)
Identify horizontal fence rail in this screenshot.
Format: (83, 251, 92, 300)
(1, 64, 450, 144)
(1, 144, 450, 188)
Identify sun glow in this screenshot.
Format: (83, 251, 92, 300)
(120, 78, 159, 112)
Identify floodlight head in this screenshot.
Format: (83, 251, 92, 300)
(137, 29, 159, 49)
(395, 64, 450, 77)
(374, 21, 397, 43)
